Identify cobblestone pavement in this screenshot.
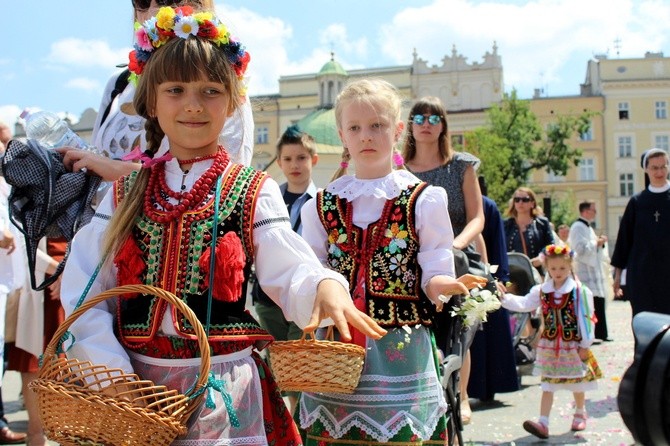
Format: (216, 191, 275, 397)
(461, 299, 636, 445)
(1, 299, 637, 445)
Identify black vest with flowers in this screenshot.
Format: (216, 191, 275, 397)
(316, 182, 436, 328)
(112, 164, 272, 348)
(540, 288, 582, 342)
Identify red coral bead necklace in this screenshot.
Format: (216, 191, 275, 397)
(144, 148, 229, 223)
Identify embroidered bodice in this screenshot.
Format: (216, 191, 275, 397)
(540, 287, 582, 342)
(112, 163, 272, 347)
(316, 182, 436, 327)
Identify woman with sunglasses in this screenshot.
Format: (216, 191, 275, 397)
(58, 0, 254, 180)
(402, 96, 485, 425)
(504, 187, 555, 271)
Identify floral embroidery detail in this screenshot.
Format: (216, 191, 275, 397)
(385, 347, 406, 362)
(327, 228, 347, 258)
(389, 253, 409, 276)
(385, 278, 407, 294)
(384, 222, 408, 253)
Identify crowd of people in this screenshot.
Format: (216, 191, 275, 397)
(0, 1, 668, 445)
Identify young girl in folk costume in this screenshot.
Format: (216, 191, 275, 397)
(501, 244, 602, 439)
(60, 7, 385, 445)
(298, 78, 486, 445)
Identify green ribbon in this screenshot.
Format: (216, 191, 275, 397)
(187, 371, 240, 428)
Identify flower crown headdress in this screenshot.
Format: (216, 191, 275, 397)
(128, 6, 250, 86)
(541, 244, 574, 260)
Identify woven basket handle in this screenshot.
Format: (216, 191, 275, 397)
(43, 284, 211, 399)
(300, 325, 335, 341)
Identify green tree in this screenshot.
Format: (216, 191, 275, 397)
(546, 192, 577, 227)
(465, 89, 594, 207)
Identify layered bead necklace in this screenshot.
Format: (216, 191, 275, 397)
(144, 149, 229, 224)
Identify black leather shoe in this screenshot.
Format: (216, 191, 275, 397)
(0, 426, 27, 444)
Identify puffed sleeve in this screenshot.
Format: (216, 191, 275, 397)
(60, 189, 130, 374)
(501, 284, 542, 312)
(252, 179, 347, 328)
(414, 185, 457, 289)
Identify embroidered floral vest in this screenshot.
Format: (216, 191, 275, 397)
(540, 288, 582, 342)
(316, 182, 435, 327)
(112, 164, 272, 349)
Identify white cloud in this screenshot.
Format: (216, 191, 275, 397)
(217, 6, 293, 95)
(379, 0, 670, 97)
(216, 6, 369, 95)
(0, 105, 24, 130)
(46, 39, 130, 69)
(319, 24, 369, 60)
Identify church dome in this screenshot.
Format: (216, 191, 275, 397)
(318, 55, 347, 77)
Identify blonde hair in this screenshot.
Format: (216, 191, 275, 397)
(505, 187, 541, 218)
(541, 244, 575, 272)
(102, 34, 244, 257)
(402, 96, 451, 165)
(331, 78, 403, 180)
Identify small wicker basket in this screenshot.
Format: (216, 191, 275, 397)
(267, 327, 366, 394)
(30, 284, 211, 446)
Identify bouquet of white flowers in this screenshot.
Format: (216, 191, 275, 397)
(449, 286, 502, 329)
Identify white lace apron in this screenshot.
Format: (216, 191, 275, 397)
(299, 326, 447, 442)
(129, 347, 267, 446)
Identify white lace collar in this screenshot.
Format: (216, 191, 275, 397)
(648, 181, 670, 193)
(326, 170, 422, 201)
(541, 277, 576, 294)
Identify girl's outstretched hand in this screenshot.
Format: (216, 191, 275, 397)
(457, 273, 489, 290)
(303, 279, 387, 342)
(426, 274, 488, 312)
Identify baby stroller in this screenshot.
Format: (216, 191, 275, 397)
(435, 300, 467, 446)
(434, 248, 494, 446)
(506, 252, 543, 372)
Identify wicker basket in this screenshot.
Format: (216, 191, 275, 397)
(267, 327, 365, 394)
(30, 285, 211, 446)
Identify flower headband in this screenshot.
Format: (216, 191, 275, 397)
(128, 6, 250, 85)
(541, 244, 574, 260)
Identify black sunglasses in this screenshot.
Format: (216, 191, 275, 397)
(514, 196, 532, 203)
(411, 114, 442, 126)
(132, 0, 199, 10)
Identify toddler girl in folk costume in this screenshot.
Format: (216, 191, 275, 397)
(298, 78, 485, 445)
(501, 244, 602, 439)
(60, 6, 384, 445)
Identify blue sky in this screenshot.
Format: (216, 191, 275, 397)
(2, 0, 669, 130)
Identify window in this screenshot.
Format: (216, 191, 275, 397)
(579, 158, 595, 181)
(619, 173, 634, 197)
(255, 126, 269, 145)
(656, 101, 667, 119)
(654, 135, 670, 152)
(618, 136, 632, 158)
(579, 123, 593, 141)
(618, 102, 629, 120)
